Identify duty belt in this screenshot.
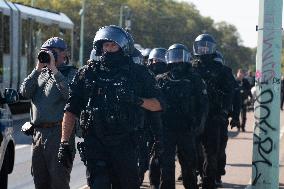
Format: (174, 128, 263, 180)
(36, 121, 62, 128)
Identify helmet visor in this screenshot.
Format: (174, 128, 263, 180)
(193, 41, 216, 55)
(148, 51, 166, 63)
(166, 49, 190, 63)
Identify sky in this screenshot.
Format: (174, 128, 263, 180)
(183, 0, 260, 48)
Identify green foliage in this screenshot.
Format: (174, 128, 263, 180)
(11, 0, 255, 72)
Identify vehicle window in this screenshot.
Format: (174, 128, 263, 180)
(0, 12, 3, 83)
(3, 15, 9, 54)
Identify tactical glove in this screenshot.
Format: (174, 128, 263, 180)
(117, 89, 144, 106)
(58, 141, 73, 169)
(230, 118, 240, 129)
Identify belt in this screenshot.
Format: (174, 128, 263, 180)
(37, 121, 62, 128)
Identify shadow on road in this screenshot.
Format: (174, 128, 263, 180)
(229, 137, 252, 141)
(228, 130, 240, 138)
(226, 163, 252, 168)
(221, 182, 247, 188)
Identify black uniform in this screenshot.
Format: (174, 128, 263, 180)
(236, 78, 251, 131)
(146, 48, 168, 188)
(192, 58, 234, 189)
(215, 65, 236, 184)
(65, 60, 163, 189)
(157, 65, 208, 189)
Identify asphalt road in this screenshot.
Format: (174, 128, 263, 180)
(8, 115, 87, 189)
(8, 112, 284, 189)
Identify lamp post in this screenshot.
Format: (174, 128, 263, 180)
(119, 5, 130, 29)
(79, 0, 86, 67)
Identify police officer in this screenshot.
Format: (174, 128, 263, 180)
(132, 47, 144, 65)
(192, 34, 234, 189)
(236, 69, 252, 132)
(157, 43, 208, 189)
(147, 48, 168, 75)
(142, 48, 152, 65)
(57, 25, 164, 189)
(213, 51, 240, 186)
(146, 48, 168, 188)
(20, 37, 77, 189)
(131, 47, 159, 185)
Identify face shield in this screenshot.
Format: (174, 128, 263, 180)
(165, 48, 191, 64)
(93, 25, 134, 56)
(148, 48, 166, 65)
(193, 41, 216, 55)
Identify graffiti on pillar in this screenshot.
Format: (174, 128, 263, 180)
(255, 30, 277, 90)
(252, 89, 274, 185)
(252, 3, 278, 183)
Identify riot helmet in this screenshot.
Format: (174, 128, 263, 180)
(147, 48, 167, 75)
(132, 48, 143, 65)
(214, 51, 225, 65)
(165, 43, 191, 64)
(193, 34, 217, 56)
(93, 25, 134, 56)
(148, 48, 167, 65)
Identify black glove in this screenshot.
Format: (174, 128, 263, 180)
(117, 89, 144, 106)
(230, 118, 240, 129)
(58, 141, 73, 169)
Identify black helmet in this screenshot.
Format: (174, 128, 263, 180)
(89, 49, 100, 61)
(214, 51, 225, 65)
(165, 43, 191, 64)
(148, 48, 167, 64)
(132, 48, 143, 65)
(41, 37, 67, 50)
(93, 25, 134, 56)
(193, 34, 217, 56)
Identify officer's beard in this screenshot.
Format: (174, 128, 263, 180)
(101, 50, 129, 70)
(148, 62, 167, 75)
(169, 63, 188, 80)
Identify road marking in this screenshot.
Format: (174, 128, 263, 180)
(15, 144, 30, 150)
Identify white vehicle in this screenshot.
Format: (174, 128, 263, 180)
(0, 89, 19, 189)
(0, 1, 74, 91)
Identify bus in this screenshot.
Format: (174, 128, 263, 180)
(0, 0, 74, 91)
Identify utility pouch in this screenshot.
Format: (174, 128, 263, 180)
(21, 122, 34, 136)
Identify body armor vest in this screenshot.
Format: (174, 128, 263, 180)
(80, 62, 144, 144)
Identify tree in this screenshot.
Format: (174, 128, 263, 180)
(11, 0, 255, 72)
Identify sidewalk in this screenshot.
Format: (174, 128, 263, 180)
(81, 111, 284, 189)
